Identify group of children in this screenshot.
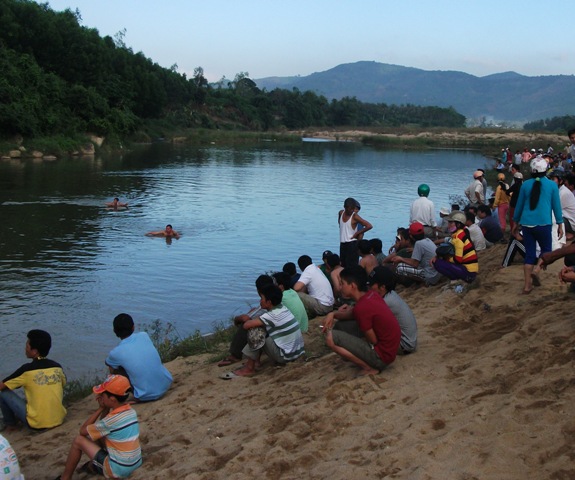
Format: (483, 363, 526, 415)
(0, 312, 173, 479)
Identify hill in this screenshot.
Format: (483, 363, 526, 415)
(256, 61, 575, 124)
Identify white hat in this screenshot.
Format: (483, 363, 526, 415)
(531, 157, 548, 173)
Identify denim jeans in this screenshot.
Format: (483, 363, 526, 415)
(0, 390, 28, 427)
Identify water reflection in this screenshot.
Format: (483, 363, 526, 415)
(0, 143, 487, 378)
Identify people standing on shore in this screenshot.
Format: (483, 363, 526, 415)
(464, 171, 485, 206)
(512, 157, 563, 294)
(338, 198, 372, 268)
(493, 173, 511, 232)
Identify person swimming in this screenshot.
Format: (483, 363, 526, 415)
(145, 224, 180, 239)
(106, 197, 128, 209)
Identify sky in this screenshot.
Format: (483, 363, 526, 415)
(43, 0, 573, 83)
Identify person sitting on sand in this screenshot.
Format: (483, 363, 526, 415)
(0, 433, 24, 479)
(322, 266, 401, 377)
(369, 238, 386, 265)
(465, 211, 487, 251)
(218, 275, 275, 367)
(105, 314, 172, 402)
(382, 228, 413, 264)
(145, 224, 180, 238)
(324, 253, 344, 302)
(358, 239, 378, 275)
(0, 329, 66, 432)
(293, 255, 334, 318)
(392, 222, 442, 286)
(367, 266, 418, 355)
(272, 272, 309, 333)
(54, 375, 142, 480)
(477, 205, 504, 245)
(105, 197, 128, 209)
(282, 262, 300, 289)
(228, 284, 305, 377)
(431, 211, 479, 283)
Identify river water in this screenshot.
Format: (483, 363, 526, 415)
(0, 141, 488, 379)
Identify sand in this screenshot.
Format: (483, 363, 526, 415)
(6, 243, 575, 479)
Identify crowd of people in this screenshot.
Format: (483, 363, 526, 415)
(2, 129, 575, 479)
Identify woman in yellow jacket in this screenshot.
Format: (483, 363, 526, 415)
(493, 172, 511, 232)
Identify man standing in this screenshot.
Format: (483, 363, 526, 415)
(338, 198, 372, 268)
(409, 183, 437, 239)
(464, 171, 485, 206)
(106, 314, 173, 402)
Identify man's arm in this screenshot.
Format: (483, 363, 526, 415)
(352, 214, 372, 238)
(391, 255, 420, 268)
(79, 404, 107, 436)
(363, 328, 378, 346)
(242, 318, 264, 330)
(0, 381, 7, 391)
(293, 281, 306, 292)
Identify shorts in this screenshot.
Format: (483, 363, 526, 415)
(92, 449, 108, 476)
(331, 330, 388, 372)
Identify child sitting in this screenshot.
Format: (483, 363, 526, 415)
(230, 284, 305, 377)
(54, 375, 142, 480)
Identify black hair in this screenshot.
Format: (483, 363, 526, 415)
(451, 204, 460, 211)
(370, 238, 383, 254)
(166, 224, 172, 228)
(113, 313, 134, 339)
(326, 253, 341, 268)
(343, 197, 357, 209)
(477, 205, 492, 216)
(357, 239, 372, 255)
(255, 275, 274, 293)
(272, 271, 292, 290)
(397, 228, 410, 241)
(103, 390, 131, 403)
(339, 265, 368, 292)
(370, 266, 396, 292)
(27, 329, 51, 357)
(114, 197, 119, 202)
(411, 232, 425, 241)
(565, 173, 575, 187)
(466, 211, 476, 224)
(530, 172, 547, 210)
(297, 255, 312, 271)
(259, 283, 283, 306)
(282, 262, 297, 276)
(567, 127, 575, 137)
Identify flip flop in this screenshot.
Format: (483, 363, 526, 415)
(521, 288, 533, 295)
(217, 356, 240, 367)
(219, 371, 240, 380)
(531, 273, 541, 287)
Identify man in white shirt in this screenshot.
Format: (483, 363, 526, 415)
(409, 184, 437, 239)
(294, 255, 334, 318)
(465, 211, 486, 251)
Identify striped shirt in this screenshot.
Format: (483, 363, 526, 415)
(87, 404, 142, 478)
(260, 305, 305, 361)
(451, 228, 479, 273)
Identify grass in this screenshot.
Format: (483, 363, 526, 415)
(63, 374, 104, 405)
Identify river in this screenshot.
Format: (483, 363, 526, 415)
(0, 140, 488, 379)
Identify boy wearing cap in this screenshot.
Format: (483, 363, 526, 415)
(55, 375, 142, 480)
(464, 171, 485, 206)
(432, 211, 479, 283)
(392, 222, 442, 286)
(0, 329, 66, 432)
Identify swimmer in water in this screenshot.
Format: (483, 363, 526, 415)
(145, 224, 180, 239)
(106, 198, 128, 209)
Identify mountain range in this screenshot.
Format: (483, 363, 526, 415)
(255, 61, 575, 124)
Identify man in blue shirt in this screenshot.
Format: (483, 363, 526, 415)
(106, 314, 172, 402)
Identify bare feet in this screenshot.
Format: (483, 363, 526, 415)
(233, 365, 255, 377)
(355, 368, 379, 377)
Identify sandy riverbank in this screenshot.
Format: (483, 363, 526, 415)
(6, 242, 575, 479)
(296, 128, 568, 149)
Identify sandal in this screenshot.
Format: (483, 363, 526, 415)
(531, 273, 541, 287)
